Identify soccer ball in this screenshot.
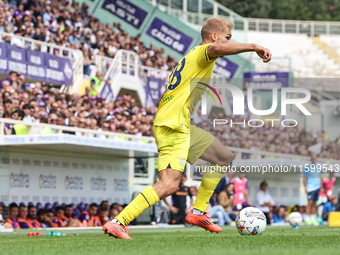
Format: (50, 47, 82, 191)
(288, 212, 303, 229)
(236, 207, 267, 235)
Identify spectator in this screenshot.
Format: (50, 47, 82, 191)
(215, 170, 234, 195)
(90, 71, 106, 97)
(37, 209, 53, 228)
(0, 204, 12, 229)
(18, 204, 35, 228)
(208, 204, 234, 226)
(57, 114, 66, 126)
(64, 204, 81, 227)
(78, 203, 99, 227)
(322, 196, 337, 221)
(319, 172, 336, 204)
(23, 104, 35, 123)
(303, 154, 322, 225)
(38, 116, 52, 134)
(110, 203, 123, 214)
(255, 181, 274, 225)
(63, 116, 77, 135)
(1, 71, 18, 87)
(232, 172, 252, 211)
(52, 206, 67, 227)
(11, 110, 27, 135)
(27, 205, 42, 228)
(323, 172, 336, 197)
(94, 206, 109, 226)
(109, 208, 119, 220)
(100, 200, 109, 210)
(163, 174, 193, 224)
(6, 203, 20, 229)
(46, 209, 54, 223)
(273, 206, 286, 223)
(217, 183, 235, 217)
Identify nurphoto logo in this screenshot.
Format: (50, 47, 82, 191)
(198, 81, 311, 128)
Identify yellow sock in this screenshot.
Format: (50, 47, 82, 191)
(193, 164, 224, 212)
(115, 186, 160, 226)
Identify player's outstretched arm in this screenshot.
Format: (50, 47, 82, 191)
(207, 43, 272, 63)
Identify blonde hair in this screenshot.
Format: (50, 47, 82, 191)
(201, 16, 234, 40)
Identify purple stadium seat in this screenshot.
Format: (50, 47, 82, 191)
(73, 208, 81, 219)
(71, 203, 76, 209)
(19, 202, 26, 207)
(61, 203, 66, 208)
(84, 203, 89, 211)
(0, 202, 5, 207)
(45, 203, 52, 211)
(28, 202, 34, 207)
(52, 202, 59, 210)
(36, 202, 43, 210)
(77, 202, 83, 210)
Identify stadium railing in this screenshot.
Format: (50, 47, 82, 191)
(1, 118, 338, 164)
(0, 31, 84, 92)
(146, 0, 340, 37)
(96, 50, 170, 81)
(0, 118, 155, 143)
(97, 50, 171, 100)
(246, 18, 340, 37)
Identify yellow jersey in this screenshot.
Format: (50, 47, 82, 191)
(154, 44, 218, 133)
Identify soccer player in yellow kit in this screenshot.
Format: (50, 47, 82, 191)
(103, 16, 271, 239)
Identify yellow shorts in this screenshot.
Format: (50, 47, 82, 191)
(153, 125, 215, 172)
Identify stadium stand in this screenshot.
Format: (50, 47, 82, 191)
(247, 31, 340, 78)
(0, 0, 177, 76)
(319, 35, 340, 64)
(0, 0, 339, 158)
(193, 116, 340, 160)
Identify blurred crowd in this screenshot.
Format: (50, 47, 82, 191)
(1, 170, 339, 229)
(0, 0, 177, 75)
(0, 71, 157, 137)
(152, 170, 340, 226)
(193, 111, 340, 160)
(0, 200, 127, 229)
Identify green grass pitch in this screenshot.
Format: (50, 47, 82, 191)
(1, 226, 339, 255)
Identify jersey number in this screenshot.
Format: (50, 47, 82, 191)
(168, 58, 186, 90)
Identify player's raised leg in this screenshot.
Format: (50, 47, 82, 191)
(103, 168, 182, 239)
(103, 126, 187, 239)
(186, 137, 233, 232)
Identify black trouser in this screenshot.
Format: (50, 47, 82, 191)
(171, 209, 186, 224)
(263, 212, 271, 225)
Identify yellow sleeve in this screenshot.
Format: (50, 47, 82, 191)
(196, 44, 218, 68)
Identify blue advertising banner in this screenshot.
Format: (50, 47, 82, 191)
(243, 72, 289, 91)
(102, 0, 148, 29)
(213, 57, 239, 81)
(145, 77, 166, 106)
(45, 54, 73, 85)
(146, 17, 193, 54)
(7, 44, 27, 75)
(27, 49, 45, 80)
(0, 43, 73, 85)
